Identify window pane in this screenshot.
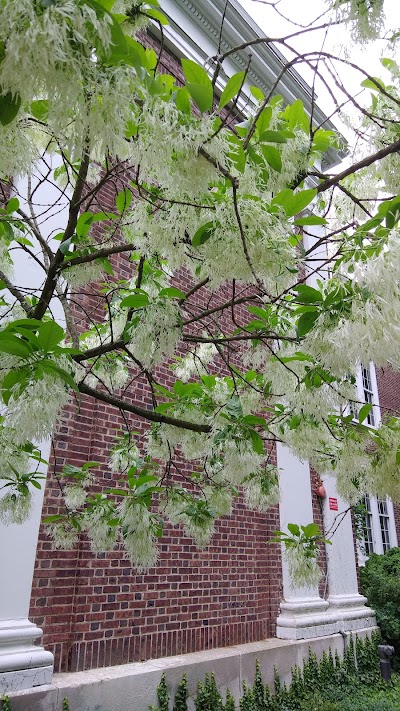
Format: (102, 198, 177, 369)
(377, 498, 391, 552)
(363, 495, 374, 555)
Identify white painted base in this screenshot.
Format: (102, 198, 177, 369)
(0, 666, 53, 693)
(0, 619, 54, 693)
(328, 594, 377, 632)
(276, 594, 377, 640)
(276, 597, 338, 640)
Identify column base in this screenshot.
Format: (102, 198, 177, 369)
(327, 594, 377, 633)
(0, 619, 54, 693)
(276, 597, 338, 640)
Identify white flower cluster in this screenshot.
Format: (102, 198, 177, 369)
(163, 494, 215, 548)
(174, 343, 217, 382)
(332, 0, 385, 43)
(285, 545, 323, 589)
(304, 231, 400, 376)
(119, 497, 159, 570)
(266, 345, 357, 420)
(82, 502, 119, 553)
(109, 437, 139, 474)
(244, 468, 280, 512)
(64, 261, 106, 289)
(90, 356, 129, 392)
(0, 0, 139, 168)
(0, 490, 32, 525)
(129, 300, 181, 369)
(4, 371, 70, 444)
(131, 96, 226, 198)
(49, 521, 80, 549)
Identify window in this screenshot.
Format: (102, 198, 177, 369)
(377, 498, 391, 553)
(363, 495, 374, 555)
(361, 365, 375, 426)
(359, 495, 398, 563)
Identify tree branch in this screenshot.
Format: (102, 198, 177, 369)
(78, 382, 211, 433)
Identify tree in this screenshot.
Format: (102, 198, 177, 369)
(0, 0, 399, 584)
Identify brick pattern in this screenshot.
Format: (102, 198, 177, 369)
(310, 468, 329, 599)
(376, 365, 400, 545)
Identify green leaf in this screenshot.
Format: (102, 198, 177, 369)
(293, 284, 323, 303)
(261, 145, 282, 173)
(218, 71, 245, 110)
(396, 445, 400, 466)
(144, 7, 168, 24)
(259, 130, 287, 143)
(361, 77, 386, 92)
(6, 197, 19, 214)
(30, 99, 49, 121)
(381, 57, 397, 72)
(76, 211, 94, 239)
(358, 403, 373, 424)
(289, 189, 317, 217)
(116, 188, 132, 214)
(37, 321, 65, 351)
(181, 59, 213, 113)
(158, 287, 186, 300)
(175, 87, 191, 114)
(302, 522, 320, 538)
(43, 514, 65, 523)
(0, 334, 32, 358)
(272, 189, 317, 218)
(247, 306, 270, 321)
(297, 310, 319, 337)
(287, 523, 300, 537)
(192, 221, 215, 247)
(0, 90, 21, 126)
(294, 215, 327, 226)
(255, 106, 272, 137)
(30, 479, 42, 490)
(120, 292, 150, 309)
(284, 99, 309, 132)
(250, 86, 264, 102)
(248, 428, 264, 454)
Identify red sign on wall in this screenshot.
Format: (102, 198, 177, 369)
(329, 497, 338, 511)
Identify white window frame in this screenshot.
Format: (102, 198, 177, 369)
(355, 363, 398, 565)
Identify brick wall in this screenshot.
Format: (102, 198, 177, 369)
(376, 365, 400, 545)
(29, 30, 287, 672)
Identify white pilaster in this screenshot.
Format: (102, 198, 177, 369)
(0, 451, 53, 693)
(276, 443, 335, 640)
(323, 475, 376, 633)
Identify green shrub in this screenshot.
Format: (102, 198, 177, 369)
(338, 694, 400, 711)
(1, 697, 10, 711)
(195, 673, 224, 711)
(173, 673, 188, 711)
(360, 547, 400, 661)
(150, 634, 385, 711)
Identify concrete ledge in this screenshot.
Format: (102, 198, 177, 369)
(6, 631, 376, 711)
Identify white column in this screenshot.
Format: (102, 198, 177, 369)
(323, 475, 376, 633)
(276, 443, 336, 640)
(0, 447, 53, 693)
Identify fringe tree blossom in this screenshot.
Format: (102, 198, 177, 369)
(331, 0, 385, 42)
(0, 490, 32, 525)
(285, 545, 323, 589)
(1, 0, 400, 586)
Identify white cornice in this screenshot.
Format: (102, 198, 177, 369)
(156, 0, 347, 169)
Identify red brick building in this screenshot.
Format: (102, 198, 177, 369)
(1, 0, 399, 705)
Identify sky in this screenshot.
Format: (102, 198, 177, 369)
(237, 0, 400, 137)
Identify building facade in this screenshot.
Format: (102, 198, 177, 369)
(1, 0, 398, 703)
